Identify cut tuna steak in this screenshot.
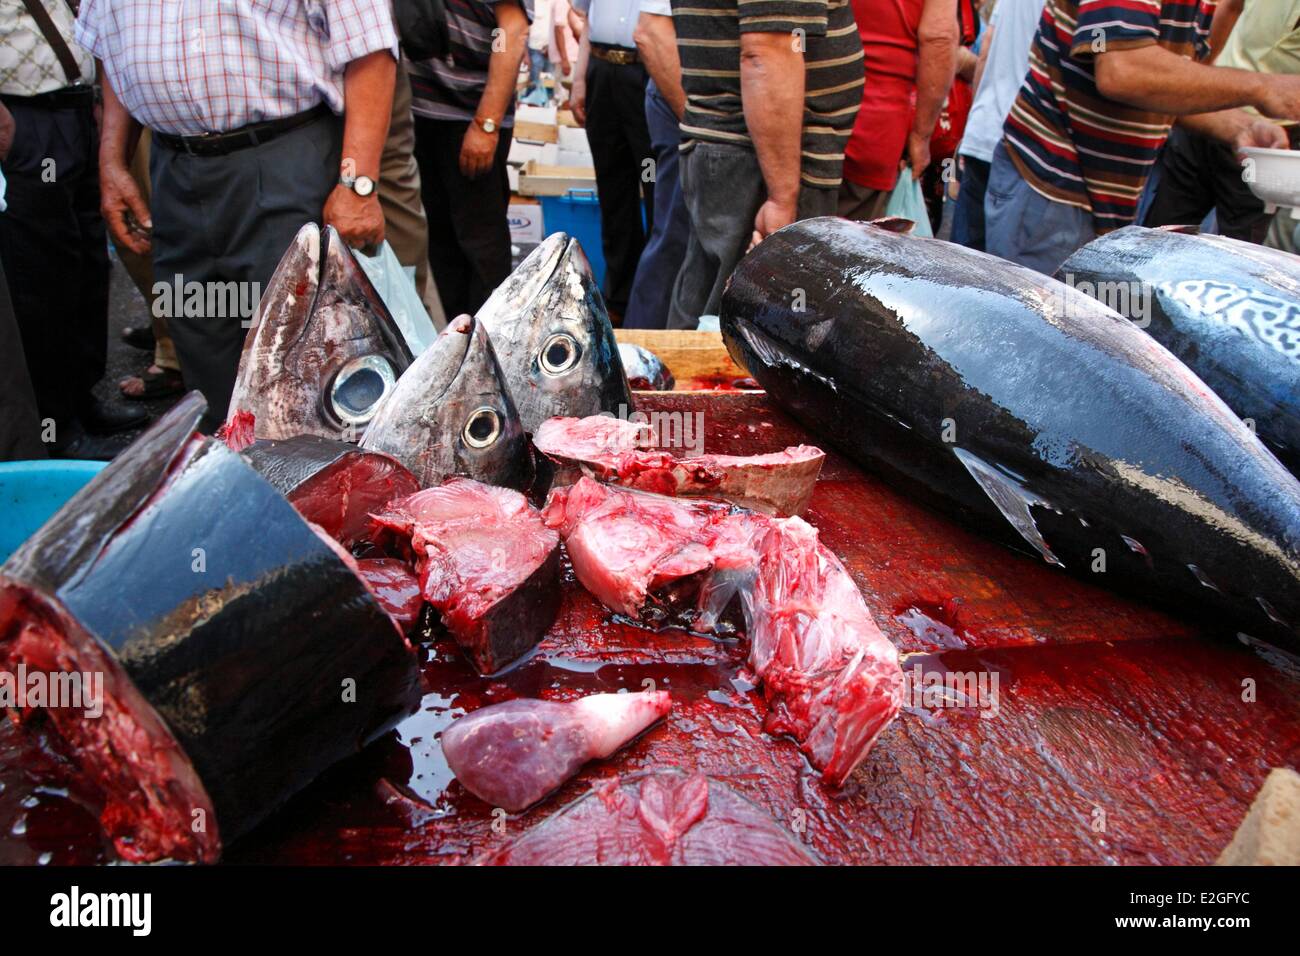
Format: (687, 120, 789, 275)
(372, 479, 561, 673)
(355, 559, 424, 633)
(0, 393, 421, 862)
(744, 516, 905, 786)
(535, 415, 824, 516)
(479, 770, 818, 865)
(442, 690, 671, 811)
(543, 477, 903, 785)
(242, 434, 419, 548)
(543, 476, 727, 619)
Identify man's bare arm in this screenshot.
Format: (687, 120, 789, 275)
(740, 30, 804, 243)
(98, 73, 151, 256)
(1208, 0, 1244, 63)
(571, 17, 592, 124)
(324, 49, 395, 247)
(972, 23, 994, 94)
(1179, 107, 1289, 150)
(460, 0, 529, 177)
(633, 12, 686, 119)
(1094, 43, 1300, 120)
(908, 0, 960, 176)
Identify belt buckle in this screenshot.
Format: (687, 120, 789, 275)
(612, 49, 633, 65)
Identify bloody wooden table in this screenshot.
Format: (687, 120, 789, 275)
(3, 392, 1298, 865)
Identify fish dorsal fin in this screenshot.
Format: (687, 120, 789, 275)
(1157, 224, 1201, 236)
(868, 217, 917, 235)
(953, 447, 1063, 567)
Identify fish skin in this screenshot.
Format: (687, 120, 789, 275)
(1059, 226, 1300, 473)
(360, 314, 533, 490)
(226, 223, 413, 442)
(477, 233, 634, 432)
(0, 392, 421, 861)
(721, 217, 1300, 652)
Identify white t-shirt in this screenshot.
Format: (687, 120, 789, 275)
(530, 0, 555, 50)
(959, 0, 1047, 164)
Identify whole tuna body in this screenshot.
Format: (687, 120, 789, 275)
(1059, 226, 1300, 473)
(721, 218, 1300, 652)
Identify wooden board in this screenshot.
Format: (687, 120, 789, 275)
(616, 328, 756, 391)
(3, 392, 1297, 865)
(516, 161, 596, 197)
(512, 120, 559, 145)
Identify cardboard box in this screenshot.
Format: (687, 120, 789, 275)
(508, 203, 544, 245)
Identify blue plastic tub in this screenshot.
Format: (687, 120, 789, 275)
(539, 189, 607, 291)
(0, 460, 106, 564)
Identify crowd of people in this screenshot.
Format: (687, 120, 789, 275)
(0, 0, 1297, 461)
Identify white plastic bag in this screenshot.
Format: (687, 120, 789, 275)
(884, 172, 934, 238)
(355, 241, 438, 356)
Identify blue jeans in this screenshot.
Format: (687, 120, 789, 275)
(623, 80, 690, 330)
(984, 141, 1095, 275)
(951, 155, 990, 251)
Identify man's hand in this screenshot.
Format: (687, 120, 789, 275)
(905, 129, 931, 180)
(749, 197, 797, 250)
(100, 161, 152, 256)
(0, 101, 14, 161)
(1254, 75, 1300, 123)
(460, 123, 499, 178)
(570, 76, 587, 125)
(323, 185, 384, 250)
(1235, 118, 1289, 151)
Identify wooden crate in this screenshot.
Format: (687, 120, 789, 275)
(516, 160, 597, 197)
(513, 119, 559, 145)
(615, 328, 756, 391)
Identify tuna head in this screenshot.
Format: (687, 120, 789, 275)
(477, 233, 633, 432)
(225, 223, 413, 442)
(360, 314, 532, 490)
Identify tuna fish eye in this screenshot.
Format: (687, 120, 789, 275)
(329, 355, 396, 427)
(539, 333, 582, 376)
(464, 406, 502, 448)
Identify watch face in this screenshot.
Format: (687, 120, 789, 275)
(481, 118, 497, 133)
(354, 176, 375, 197)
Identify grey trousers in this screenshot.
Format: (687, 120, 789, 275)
(150, 112, 342, 429)
(667, 141, 836, 329)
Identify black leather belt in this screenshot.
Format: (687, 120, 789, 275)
(1, 85, 95, 110)
(591, 43, 639, 65)
(153, 103, 331, 157)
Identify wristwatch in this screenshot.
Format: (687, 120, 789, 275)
(339, 172, 376, 197)
(475, 115, 499, 134)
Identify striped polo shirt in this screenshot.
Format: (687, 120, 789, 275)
(1002, 0, 1215, 232)
(670, 0, 865, 189)
(408, 0, 533, 126)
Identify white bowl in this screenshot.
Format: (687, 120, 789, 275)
(1240, 146, 1300, 210)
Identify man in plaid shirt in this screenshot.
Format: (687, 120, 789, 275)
(76, 0, 400, 430)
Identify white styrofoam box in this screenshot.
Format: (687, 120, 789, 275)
(539, 143, 560, 165)
(508, 203, 544, 245)
(507, 164, 520, 192)
(508, 139, 546, 166)
(557, 125, 590, 156)
(557, 148, 592, 167)
(515, 104, 558, 127)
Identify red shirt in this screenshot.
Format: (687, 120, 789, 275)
(843, 0, 927, 191)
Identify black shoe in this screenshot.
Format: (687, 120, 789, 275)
(120, 325, 156, 352)
(79, 396, 150, 435)
(47, 420, 117, 461)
